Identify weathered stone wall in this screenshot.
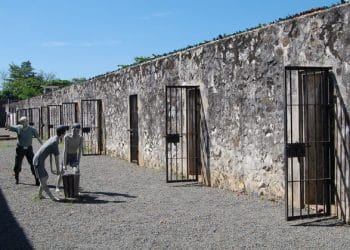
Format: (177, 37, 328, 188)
(10, 4, 350, 200)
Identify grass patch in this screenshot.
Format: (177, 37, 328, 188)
(0, 143, 14, 148)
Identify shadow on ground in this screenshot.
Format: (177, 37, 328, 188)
(291, 217, 347, 227)
(81, 191, 137, 198)
(171, 183, 206, 188)
(0, 188, 33, 250)
(59, 191, 137, 204)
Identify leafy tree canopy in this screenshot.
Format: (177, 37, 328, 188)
(0, 61, 84, 100)
(71, 77, 87, 85)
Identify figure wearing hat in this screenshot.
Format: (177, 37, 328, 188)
(6, 116, 42, 185)
(56, 123, 83, 192)
(33, 125, 67, 201)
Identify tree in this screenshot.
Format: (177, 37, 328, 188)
(1, 61, 44, 100)
(0, 70, 7, 90)
(39, 71, 56, 81)
(44, 79, 72, 88)
(71, 77, 87, 85)
(0, 61, 87, 100)
(8, 61, 35, 80)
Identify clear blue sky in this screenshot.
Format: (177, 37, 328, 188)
(0, 0, 341, 81)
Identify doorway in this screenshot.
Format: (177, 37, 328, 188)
(284, 66, 334, 220)
(165, 86, 201, 182)
(62, 102, 78, 126)
(28, 108, 41, 133)
(129, 95, 139, 164)
(47, 105, 62, 138)
(81, 99, 103, 155)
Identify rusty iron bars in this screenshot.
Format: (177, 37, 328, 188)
(16, 109, 28, 123)
(284, 66, 333, 221)
(28, 108, 41, 133)
(40, 107, 48, 139)
(62, 102, 78, 126)
(81, 99, 103, 156)
(47, 105, 62, 138)
(6, 107, 17, 126)
(165, 86, 201, 183)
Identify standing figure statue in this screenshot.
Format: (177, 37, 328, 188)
(33, 125, 67, 201)
(6, 116, 42, 185)
(56, 123, 83, 192)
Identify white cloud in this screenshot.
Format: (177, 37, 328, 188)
(41, 40, 121, 48)
(42, 41, 69, 47)
(139, 11, 172, 20)
(81, 41, 121, 47)
(153, 12, 171, 17)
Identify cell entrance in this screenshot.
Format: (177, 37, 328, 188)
(81, 99, 103, 155)
(47, 105, 62, 137)
(284, 66, 334, 220)
(129, 95, 139, 164)
(16, 109, 28, 123)
(28, 108, 41, 133)
(6, 107, 17, 126)
(165, 86, 201, 182)
(62, 102, 78, 126)
(40, 107, 48, 139)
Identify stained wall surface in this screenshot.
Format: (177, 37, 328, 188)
(10, 4, 350, 200)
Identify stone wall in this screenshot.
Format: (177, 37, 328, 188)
(10, 4, 350, 200)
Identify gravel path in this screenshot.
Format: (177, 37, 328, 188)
(0, 128, 349, 249)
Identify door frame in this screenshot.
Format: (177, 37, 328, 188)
(81, 99, 103, 156)
(62, 102, 78, 126)
(129, 95, 139, 164)
(47, 105, 62, 138)
(165, 85, 201, 183)
(284, 66, 334, 221)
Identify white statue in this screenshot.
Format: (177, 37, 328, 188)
(56, 123, 83, 192)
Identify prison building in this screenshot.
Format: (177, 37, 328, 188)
(7, 3, 350, 223)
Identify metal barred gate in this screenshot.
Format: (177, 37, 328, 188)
(16, 109, 28, 123)
(40, 107, 48, 139)
(62, 102, 78, 126)
(47, 105, 62, 137)
(6, 107, 17, 126)
(284, 66, 334, 220)
(81, 99, 103, 155)
(165, 86, 201, 182)
(129, 95, 139, 164)
(28, 108, 41, 133)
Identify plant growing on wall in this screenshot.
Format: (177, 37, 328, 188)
(113, 1, 344, 73)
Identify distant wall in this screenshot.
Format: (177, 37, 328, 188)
(0, 100, 7, 127)
(10, 4, 350, 199)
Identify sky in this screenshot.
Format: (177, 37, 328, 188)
(0, 0, 342, 81)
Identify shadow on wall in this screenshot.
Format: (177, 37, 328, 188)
(331, 72, 350, 224)
(0, 188, 33, 249)
(200, 94, 211, 186)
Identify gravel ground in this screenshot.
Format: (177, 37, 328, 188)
(0, 128, 350, 250)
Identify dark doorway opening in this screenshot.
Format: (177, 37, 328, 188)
(284, 66, 334, 221)
(165, 86, 201, 183)
(129, 95, 139, 164)
(81, 99, 103, 155)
